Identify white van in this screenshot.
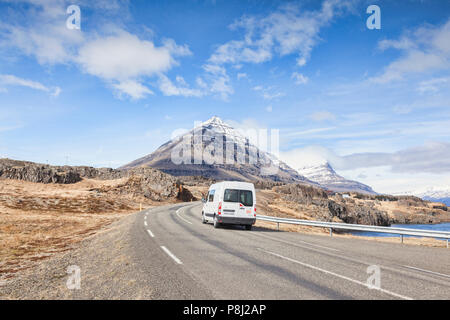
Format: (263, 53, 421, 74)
(202, 181, 256, 230)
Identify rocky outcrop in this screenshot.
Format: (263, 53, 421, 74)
(274, 184, 329, 203)
(0, 158, 196, 202)
(0, 159, 82, 184)
(176, 184, 197, 202)
(272, 183, 390, 226)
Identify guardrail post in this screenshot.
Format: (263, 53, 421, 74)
(277, 222, 279, 231)
(329, 228, 332, 237)
(447, 239, 449, 248)
(400, 234, 403, 244)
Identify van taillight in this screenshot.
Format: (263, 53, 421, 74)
(218, 202, 222, 215)
(254, 207, 256, 217)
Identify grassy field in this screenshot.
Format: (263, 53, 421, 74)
(0, 178, 176, 281)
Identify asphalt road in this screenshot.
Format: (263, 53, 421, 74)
(132, 202, 450, 300)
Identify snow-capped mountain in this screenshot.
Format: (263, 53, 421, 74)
(297, 162, 376, 194)
(121, 116, 315, 184)
(396, 186, 450, 206)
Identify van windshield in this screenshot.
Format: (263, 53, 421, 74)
(224, 189, 253, 207)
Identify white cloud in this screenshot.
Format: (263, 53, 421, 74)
(0, 0, 84, 65)
(0, 74, 61, 97)
(291, 72, 309, 85)
(0, 1, 196, 101)
(77, 32, 190, 81)
(284, 127, 336, 138)
(158, 74, 204, 97)
(417, 77, 450, 93)
(208, 1, 354, 67)
(51, 86, 62, 97)
(237, 72, 247, 80)
(252, 85, 285, 100)
(371, 19, 450, 83)
(76, 31, 192, 100)
(280, 141, 450, 194)
(201, 1, 353, 99)
(201, 64, 234, 100)
(339, 141, 450, 174)
(112, 80, 154, 100)
(280, 145, 335, 169)
(283, 141, 450, 174)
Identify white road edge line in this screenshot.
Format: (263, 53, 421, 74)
(176, 209, 193, 225)
(147, 229, 154, 238)
(161, 246, 183, 264)
(258, 248, 413, 300)
(144, 221, 148, 227)
(403, 265, 450, 279)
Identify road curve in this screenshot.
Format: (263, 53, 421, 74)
(133, 202, 450, 300)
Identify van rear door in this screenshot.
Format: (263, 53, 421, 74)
(222, 188, 254, 218)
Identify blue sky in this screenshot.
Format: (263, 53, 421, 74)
(0, 0, 449, 194)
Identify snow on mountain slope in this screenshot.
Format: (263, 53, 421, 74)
(396, 186, 450, 206)
(121, 116, 315, 184)
(297, 162, 376, 194)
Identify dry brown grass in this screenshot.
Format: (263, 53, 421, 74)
(0, 178, 175, 280)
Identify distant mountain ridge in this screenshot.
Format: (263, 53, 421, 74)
(297, 162, 376, 194)
(121, 116, 316, 184)
(397, 186, 450, 206)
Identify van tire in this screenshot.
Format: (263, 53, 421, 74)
(244, 225, 252, 231)
(213, 216, 220, 228)
(202, 212, 206, 224)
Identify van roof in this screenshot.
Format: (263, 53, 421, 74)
(209, 181, 255, 190)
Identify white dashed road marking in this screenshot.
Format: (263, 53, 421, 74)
(161, 246, 183, 264)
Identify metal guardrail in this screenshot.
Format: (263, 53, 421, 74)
(256, 215, 450, 248)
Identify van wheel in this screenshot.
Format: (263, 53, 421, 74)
(244, 225, 252, 231)
(213, 216, 220, 228)
(202, 212, 206, 224)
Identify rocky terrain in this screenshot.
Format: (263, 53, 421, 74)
(254, 184, 450, 227)
(0, 158, 196, 281)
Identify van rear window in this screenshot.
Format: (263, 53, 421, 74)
(224, 189, 253, 207)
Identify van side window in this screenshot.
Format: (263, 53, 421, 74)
(208, 190, 215, 202)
